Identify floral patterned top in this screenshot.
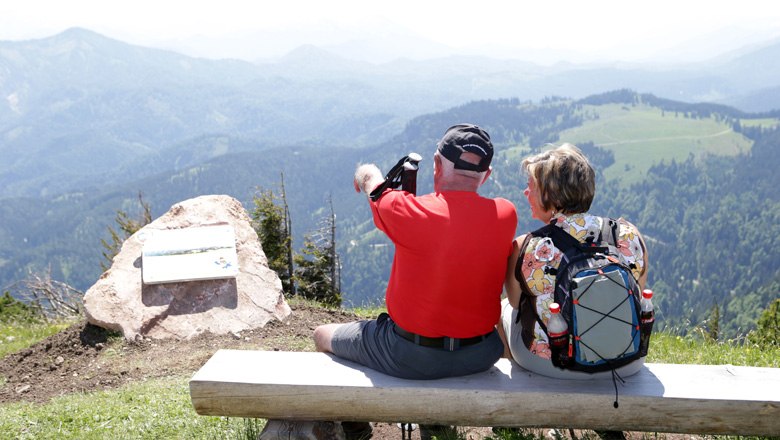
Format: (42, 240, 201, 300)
(518, 212, 646, 359)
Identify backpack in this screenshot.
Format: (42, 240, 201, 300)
(516, 217, 649, 374)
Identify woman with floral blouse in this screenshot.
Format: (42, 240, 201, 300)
(499, 143, 649, 379)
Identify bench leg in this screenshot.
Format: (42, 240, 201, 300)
(259, 420, 346, 440)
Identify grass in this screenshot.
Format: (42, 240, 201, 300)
(349, 303, 387, 319)
(286, 294, 387, 320)
(497, 103, 779, 188)
(1, 303, 777, 440)
(647, 330, 779, 368)
(0, 319, 75, 358)
(0, 376, 263, 440)
(560, 104, 758, 184)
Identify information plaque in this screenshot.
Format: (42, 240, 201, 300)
(141, 224, 239, 284)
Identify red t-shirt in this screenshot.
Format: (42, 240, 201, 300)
(370, 190, 517, 338)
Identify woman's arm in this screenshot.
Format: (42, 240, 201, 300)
(618, 217, 649, 290)
(636, 229, 649, 290)
(504, 235, 526, 309)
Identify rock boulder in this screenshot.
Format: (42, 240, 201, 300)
(83, 195, 291, 340)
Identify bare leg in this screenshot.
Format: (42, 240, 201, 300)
(313, 323, 343, 353)
(313, 322, 374, 439)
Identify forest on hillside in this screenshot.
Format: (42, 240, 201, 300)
(339, 92, 780, 338)
(1, 91, 778, 339)
(594, 125, 780, 336)
(3, 27, 780, 341)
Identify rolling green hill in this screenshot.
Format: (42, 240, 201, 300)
(560, 103, 755, 182)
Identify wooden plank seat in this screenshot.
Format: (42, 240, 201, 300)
(189, 349, 780, 437)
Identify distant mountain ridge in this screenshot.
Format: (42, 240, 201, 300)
(2, 29, 780, 198)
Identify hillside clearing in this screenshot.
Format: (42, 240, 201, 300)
(561, 104, 756, 183)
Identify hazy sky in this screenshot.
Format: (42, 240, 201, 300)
(2, 0, 780, 64)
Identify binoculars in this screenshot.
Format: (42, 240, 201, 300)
(369, 153, 423, 201)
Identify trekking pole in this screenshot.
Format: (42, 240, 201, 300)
(400, 423, 413, 439)
(369, 153, 422, 201)
(401, 153, 422, 195)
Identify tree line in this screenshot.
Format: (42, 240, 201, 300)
(250, 174, 342, 306)
(591, 125, 780, 338)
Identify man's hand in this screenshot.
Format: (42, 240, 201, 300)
(354, 164, 384, 195)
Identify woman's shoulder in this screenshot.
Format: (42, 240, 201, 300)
(615, 217, 643, 240)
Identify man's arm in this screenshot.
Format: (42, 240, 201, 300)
(354, 164, 384, 195)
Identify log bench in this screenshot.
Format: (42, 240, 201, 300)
(189, 349, 780, 437)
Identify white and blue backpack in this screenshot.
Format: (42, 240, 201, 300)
(516, 218, 649, 373)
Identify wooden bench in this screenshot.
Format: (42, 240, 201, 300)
(190, 349, 780, 437)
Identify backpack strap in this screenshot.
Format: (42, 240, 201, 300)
(599, 217, 619, 247)
(534, 221, 581, 253)
(541, 218, 619, 257)
(513, 233, 534, 286)
(513, 233, 543, 349)
(513, 224, 575, 341)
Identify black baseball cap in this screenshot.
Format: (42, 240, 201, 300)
(437, 123, 493, 172)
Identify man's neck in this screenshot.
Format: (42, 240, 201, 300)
(435, 182, 480, 192)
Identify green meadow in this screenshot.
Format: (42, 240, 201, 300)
(560, 104, 764, 183)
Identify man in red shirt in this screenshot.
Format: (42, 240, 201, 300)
(314, 123, 517, 383)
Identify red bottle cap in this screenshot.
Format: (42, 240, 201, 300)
(642, 289, 653, 299)
(550, 302, 561, 313)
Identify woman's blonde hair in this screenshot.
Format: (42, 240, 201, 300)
(522, 143, 595, 214)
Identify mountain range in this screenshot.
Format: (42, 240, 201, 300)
(3, 28, 780, 199)
(1, 28, 779, 337)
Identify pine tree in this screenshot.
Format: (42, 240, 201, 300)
(749, 298, 780, 349)
(280, 175, 295, 296)
(706, 303, 720, 342)
(101, 192, 152, 271)
(293, 195, 342, 306)
(251, 177, 294, 295)
(294, 235, 340, 306)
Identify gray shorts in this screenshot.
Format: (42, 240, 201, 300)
(330, 312, 503, 380)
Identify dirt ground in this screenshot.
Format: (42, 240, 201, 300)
(0, 302, 359, 406)
(0, 302, 482, 439)
(0, 302, 689, 440)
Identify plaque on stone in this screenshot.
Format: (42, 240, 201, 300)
(141, 223, 239, 284)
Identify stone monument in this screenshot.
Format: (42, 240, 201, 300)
(83, 194, 291, 340)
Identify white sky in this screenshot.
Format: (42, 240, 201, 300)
(2, 0, 780, 64)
